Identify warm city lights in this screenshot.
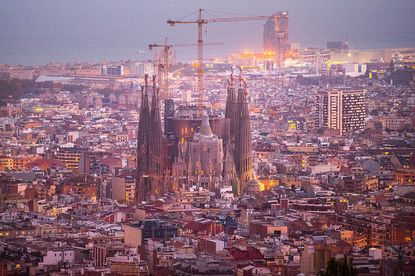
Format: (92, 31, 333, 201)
(0, 1, 415, 275)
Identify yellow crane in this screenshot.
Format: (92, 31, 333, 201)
(148, 37, 223, 99)
(168, 9, 272, 100)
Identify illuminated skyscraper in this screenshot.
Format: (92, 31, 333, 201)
(263, 11, 289, 67)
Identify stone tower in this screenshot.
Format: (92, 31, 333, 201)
(136, 75, 165, 202)
(225, 75, 238, 138)
(225, 75, 254, 195)
(149, 75, 165, 196)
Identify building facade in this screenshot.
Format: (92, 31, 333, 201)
(186, 115, 224, 191)
(136, 75, 167, 202)
(315, 89, 366, 135)
(263, 11, 289, 67)
(225, 76, 255, 195)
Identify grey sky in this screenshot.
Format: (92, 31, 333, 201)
(1, 0, 414, 64)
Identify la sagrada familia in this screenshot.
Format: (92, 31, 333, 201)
(136, 74, 255, 202)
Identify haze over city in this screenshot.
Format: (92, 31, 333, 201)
(1, 1, 415, 275)
(1, 0, 415, 64)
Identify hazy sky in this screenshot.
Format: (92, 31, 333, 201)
(1, 0, 415, 64)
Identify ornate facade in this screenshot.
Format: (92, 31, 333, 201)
(137, 73, 254, 201)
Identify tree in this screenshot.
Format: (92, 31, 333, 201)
(320, 258, 356, 276)
(0, 79, 53, 102)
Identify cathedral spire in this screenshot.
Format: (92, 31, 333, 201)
(199, 114, 213, 137)
(234, 76, 254, 195)
(225, 73, 237, 139)
(136, 74, 151, 203)
(148, 74, 164, 196)
(136, 74, 166, 203)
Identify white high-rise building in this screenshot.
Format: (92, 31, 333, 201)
(315, 89, 366, 135)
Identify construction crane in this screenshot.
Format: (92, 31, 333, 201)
(168, 9, 272, 100)
(149, 38, 171, 100)
(148, 37, 223, 99)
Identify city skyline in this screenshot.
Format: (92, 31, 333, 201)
(1, 0, 415, 64)
(1, 1, 415, 275)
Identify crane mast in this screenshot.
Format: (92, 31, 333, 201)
(168, 9, 271, 102)
(149, 38, 171, 99)
(148, 38, 224, 100)
(197, 9, 204, 102)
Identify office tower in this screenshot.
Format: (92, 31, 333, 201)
(263, 11, 289, 67)
(136, 75, 166, 202)
(225, 77, 254, 195)
(315, 89, 366, 135)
